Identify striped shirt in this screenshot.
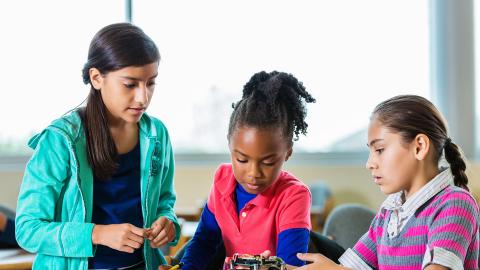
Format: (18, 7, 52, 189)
(339, 168, 480, 270)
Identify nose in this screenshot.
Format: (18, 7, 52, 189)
(365, 153, 377, 170)
(134, 84, 149, 105)
(247, 163, 262, 180)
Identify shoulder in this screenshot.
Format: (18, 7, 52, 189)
(28, 110, 83, 150)
(434, 186, 479, 210)
(213, 163, 235, 188)
(425, 186, 479, 226)
(267, 171, 311, 210)
(207, 164, 235, 207)
(274, 171, 311, 197)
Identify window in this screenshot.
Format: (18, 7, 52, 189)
(0, 1, 124, 155)
(133, 0, 430, 153)
(1, 1, 431, 156)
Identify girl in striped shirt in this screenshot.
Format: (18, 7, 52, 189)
(296, 95, 479, 270)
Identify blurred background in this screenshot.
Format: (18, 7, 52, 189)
(0, 0, 479, 241)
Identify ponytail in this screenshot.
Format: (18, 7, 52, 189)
(444, 138, 469, 190)
(78, 88, 118, 180)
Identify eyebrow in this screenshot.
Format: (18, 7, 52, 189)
(367, 139, 384, 147)
(233, 150, 277, 159)
(120, 73, 158, 81)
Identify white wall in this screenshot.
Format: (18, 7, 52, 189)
(2, 162, 479, 213)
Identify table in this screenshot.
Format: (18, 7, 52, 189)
(0, 249, 35, 270)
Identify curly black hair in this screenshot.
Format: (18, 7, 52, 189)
(227, 71, 316, 144)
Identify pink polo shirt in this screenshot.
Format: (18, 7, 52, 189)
(207, 163, 311, 256)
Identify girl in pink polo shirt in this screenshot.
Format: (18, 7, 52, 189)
(174, 71, 316, 270)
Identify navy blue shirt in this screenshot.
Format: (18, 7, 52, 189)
(88, 143, 144, 269)
(181, 184, 309, 269)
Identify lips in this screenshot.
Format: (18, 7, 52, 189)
(373, 176, 382, 184)
(129, 107, 145, 115)
(246, 183, 261, 190)
(130, 107, 145, 111)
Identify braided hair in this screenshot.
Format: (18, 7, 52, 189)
(228, 71, 316, 145)
(372, 95, 469, 190)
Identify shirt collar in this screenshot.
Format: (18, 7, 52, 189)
(220, 170, 288, 209)
(381, 167, 454, 217)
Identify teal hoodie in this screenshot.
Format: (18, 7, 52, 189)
(15, 110, 180, 270)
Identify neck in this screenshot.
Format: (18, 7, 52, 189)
(109, 123, 139, 154)
(404, 161, 440, 199)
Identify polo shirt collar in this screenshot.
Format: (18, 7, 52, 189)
(221, 171, 288, 209)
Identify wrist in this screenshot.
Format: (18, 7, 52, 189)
(91, 224, 103, 245)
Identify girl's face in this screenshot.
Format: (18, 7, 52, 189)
(229, 126, 292, 194)
(90, 62, 158, 126)
(366, 120, 419, 195)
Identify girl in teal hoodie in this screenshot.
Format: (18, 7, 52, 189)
(15, 23, 180, 270)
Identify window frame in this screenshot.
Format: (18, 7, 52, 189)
(0, 0, 476, 170)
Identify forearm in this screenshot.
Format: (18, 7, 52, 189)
(277, 228, 310, 266)
(16, 218, 95, 257)
(181, 205, 222, 270)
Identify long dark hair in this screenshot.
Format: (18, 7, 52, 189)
(228, 71, 316, 145)
(80, 23, 160, 180)
(372, 95, 468, 190)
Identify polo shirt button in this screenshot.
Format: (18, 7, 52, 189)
(241, 212, 247, 218)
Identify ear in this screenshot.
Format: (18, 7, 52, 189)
(285, 147, 293, 161)
(412, 134, 430, 161)
(89, 68, 104, 90)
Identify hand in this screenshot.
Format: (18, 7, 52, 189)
(258, 250, 298, 270)
(146, 216, 176, 248)
(294, 253, 345, 270)
(158, 265, 172, 270)
(92, 224, 145, 253)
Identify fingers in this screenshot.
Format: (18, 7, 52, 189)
(296, 253, 324, 263)
(130, 224, 147, 238)
(124, 237, 143, 250)
(119, 224, 145, 251)
(148, 217, 175, 248)
(119, 245, 135, 253)
(147, 217, 166, 240)
(127, 230, 145, 245)
(151, 223, 174, 247)
(260, 250, 271, 258)
(158, 265, 172, 270)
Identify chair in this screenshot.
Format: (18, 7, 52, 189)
(322, 203, 375, 249)
(309, 182, 334, 232)
(308, 231, 345, 264)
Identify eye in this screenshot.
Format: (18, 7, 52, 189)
(148, 81, 156, 86)
(375, 148, 384, 154)
(263, 161, 276, 166)
(124, 83, 136, 89)
(236, 159, 247, 163)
